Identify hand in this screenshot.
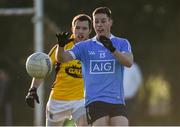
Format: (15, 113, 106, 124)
(99, 36, 116, 53)
(25, 87, 39, 108)
(56, 32, 74, 47)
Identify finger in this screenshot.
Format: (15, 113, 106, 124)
(35, 95, 40, 103)
(56, 33, 61, 38)
(62, 32, 67, 36)
(25, 98, 34, 108)
(61, 31, 66, 34)
(65, 32, 72, 39)
(29, 101, 34, 108)
(65, 32, 70, 36)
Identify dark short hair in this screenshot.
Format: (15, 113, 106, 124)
(92, 7, 112, 19)
(72, 14, 92, 29)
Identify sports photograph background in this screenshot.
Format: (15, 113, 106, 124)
(0, 0, 180, 126)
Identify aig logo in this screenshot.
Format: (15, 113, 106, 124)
(90, 60, 115, 74)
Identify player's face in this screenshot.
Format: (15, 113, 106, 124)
(72, 20, 91, 43)
(93, 13, 112, 38)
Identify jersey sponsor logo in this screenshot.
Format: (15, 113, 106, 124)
(88, 51, 95, 55)
(65, 65, 82, 78)
(90, 59, 115, 74)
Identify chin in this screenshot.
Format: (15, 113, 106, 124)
(98, 33, 105, 37)
(79, 39, 85, 42)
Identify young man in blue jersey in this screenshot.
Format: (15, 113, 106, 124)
(56, 7, 133, 126)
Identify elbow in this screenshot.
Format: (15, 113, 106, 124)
(125, 60, 133, 68)
(125, 55, 134, 68)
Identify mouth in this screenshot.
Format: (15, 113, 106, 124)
(78, 35, 84, 40)
(97, 29, 104, 34)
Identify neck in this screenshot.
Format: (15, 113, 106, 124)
(97, 33, 111, 39)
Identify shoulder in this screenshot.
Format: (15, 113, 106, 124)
(111, 35, 129, 43)
(112, 35, 132, 49)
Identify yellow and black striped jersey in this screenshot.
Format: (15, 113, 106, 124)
(48, 37, 84, 100)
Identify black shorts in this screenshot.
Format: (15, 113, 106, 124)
(85, 101, 128, 125)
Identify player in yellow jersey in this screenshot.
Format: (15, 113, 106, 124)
(25, 14, 92, 126)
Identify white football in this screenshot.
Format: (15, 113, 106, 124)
(26, 52, 52, 79)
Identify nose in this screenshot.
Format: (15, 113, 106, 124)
(80, 28, 86, 34)
(96, 22, 102, 27)
(78, 29, 83, 34)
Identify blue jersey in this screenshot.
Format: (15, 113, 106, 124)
(68, 34, 132, 106)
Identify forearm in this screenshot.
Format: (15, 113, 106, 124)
(55, 45, 74, 63)
(30, 78, 43, 88)
(26, 78, 40, 108)
(56, 45, 63, 62)
(99, 36, 133, 66)
(112, 50, 133, 67)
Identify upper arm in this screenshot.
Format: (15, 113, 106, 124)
(68, 42, 84, 61)
(55, 46, 74, 63)
(121, 39, 132, 53)
(64, 51, 74, 62)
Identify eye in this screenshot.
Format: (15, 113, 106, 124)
(82, 27, 88, 30)
(101, 19, 107, 23)
(94, 20, 99, 24)
(75, 26, 80, 30)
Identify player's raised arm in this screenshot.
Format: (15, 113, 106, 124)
(99, 36, 133, 67)
(55, 32, 74, 63)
